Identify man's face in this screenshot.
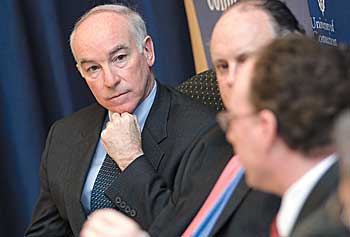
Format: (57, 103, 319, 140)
(210, 7, 276, 109)
(225, 59, 269, 189)
(72, 12, 155, 114)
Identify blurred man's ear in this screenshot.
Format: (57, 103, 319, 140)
(143, 36, 155, 66)
(258, 109, 279, 150)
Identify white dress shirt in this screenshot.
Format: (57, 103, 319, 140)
(277, 154, 337, 237)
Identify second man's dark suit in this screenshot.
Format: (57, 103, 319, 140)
(120, 124, 281, 237)
(26, 83, 218, 237)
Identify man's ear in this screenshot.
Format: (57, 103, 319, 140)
(76, 63, 85, 78)
(143, 36, 155, 66)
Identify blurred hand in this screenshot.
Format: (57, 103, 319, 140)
(80, 209, 149, 237)
(101, 112, 144, 171)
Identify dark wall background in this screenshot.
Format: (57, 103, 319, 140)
(0, 0, 195, 236)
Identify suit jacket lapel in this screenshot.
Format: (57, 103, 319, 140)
(66, 83, 169, 232)
(291, 161, 339, 234)
(64, 104, 107, 235)
(210, 176, 251, 236)
(141, 83, 169, 169)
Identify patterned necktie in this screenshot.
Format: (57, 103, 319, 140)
(90, 154, 121, 212)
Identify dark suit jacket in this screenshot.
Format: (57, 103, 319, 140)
(290, 161, 340, 236)
(25, 83, 217, 237)
(125, 125, 280, 237)
(292, 194, 350, 237)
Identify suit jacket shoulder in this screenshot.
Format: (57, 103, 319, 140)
(26, 103, 107, 237)
(150, 125, 235, 237)
(52, 103, 106, 140)
(292, 194, 350, 237)
(291, 161, 340, 235)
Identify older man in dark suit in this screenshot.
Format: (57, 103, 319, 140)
(25, 4, 219, 237)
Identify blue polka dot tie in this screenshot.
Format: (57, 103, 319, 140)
(90, 154, 121, 212)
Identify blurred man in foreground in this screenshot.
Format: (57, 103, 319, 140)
(226, 36, 350, 237)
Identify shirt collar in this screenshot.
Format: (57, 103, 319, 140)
(277, 154, 337, 236)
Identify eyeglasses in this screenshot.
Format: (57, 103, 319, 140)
(217, 110, 257, 132)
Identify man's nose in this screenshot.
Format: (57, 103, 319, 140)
(103, 65, 121, 88)
(226, 64, 238, 86)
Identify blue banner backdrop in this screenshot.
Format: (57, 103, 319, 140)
(308, 0, 350, 46)
(188, 0, 350, 71)
(0, 0, 194, 236)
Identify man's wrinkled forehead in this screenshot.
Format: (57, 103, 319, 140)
(220, 4, 275, 36)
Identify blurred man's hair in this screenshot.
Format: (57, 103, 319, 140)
(250, 36, 350, 155)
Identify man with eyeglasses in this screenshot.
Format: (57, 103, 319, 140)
(81, 1, 306, 237)
(26, 4, 219, 237)
(225, 36, 350, 237)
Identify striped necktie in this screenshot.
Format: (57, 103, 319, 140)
(182, 156, 243, 237)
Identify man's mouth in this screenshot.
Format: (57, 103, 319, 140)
(108, 91, 128, 100)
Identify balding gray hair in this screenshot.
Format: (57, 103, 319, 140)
(69, 4, 147, 60)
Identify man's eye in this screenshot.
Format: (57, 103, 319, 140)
(87, 65, 100, 72)
(215, 63, 228, 72)
(236, 54, 248, 64)
(113, 54, 127, 62)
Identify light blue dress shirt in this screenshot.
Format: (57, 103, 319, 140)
(81, 82, 157, 213)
